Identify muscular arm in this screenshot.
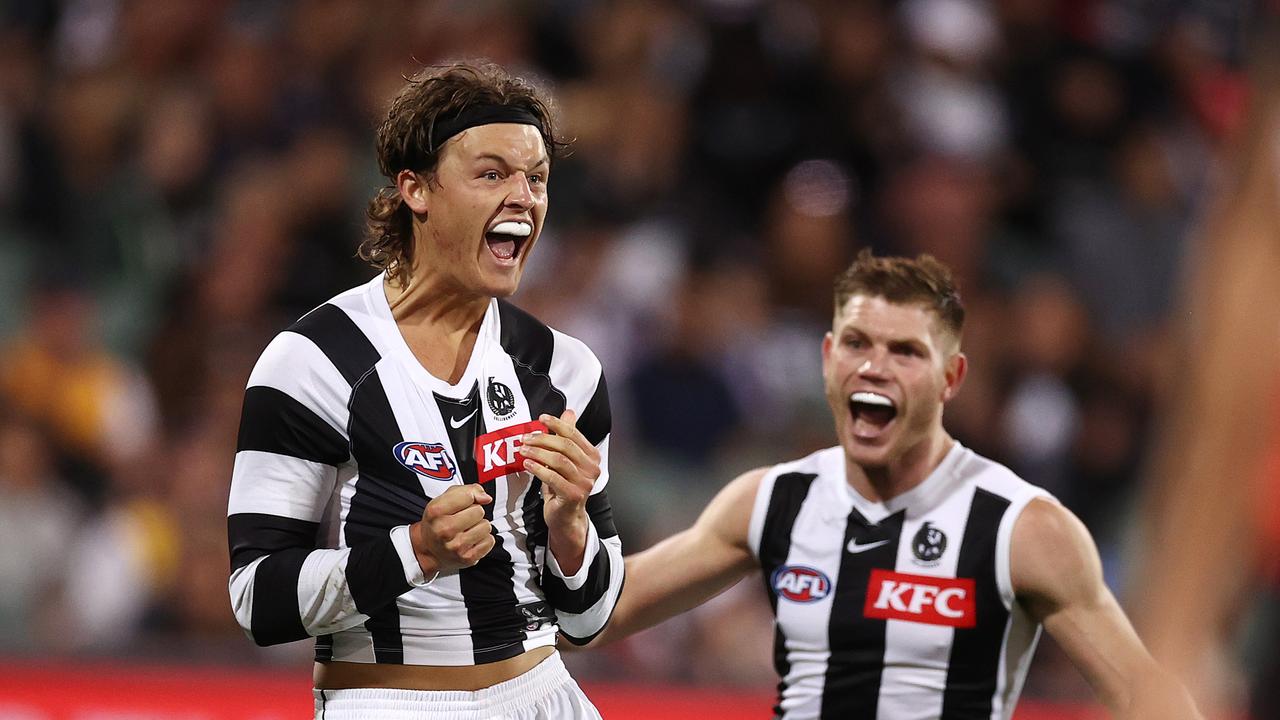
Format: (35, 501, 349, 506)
(591, 468, 765, 645)
(1012, 499, 1202, 719)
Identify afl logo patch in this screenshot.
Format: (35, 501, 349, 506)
(487, 378, 517, 420)
(393, 441, 457, 481)
(912, 522, 947, 566)
(771, 565, 832, 603)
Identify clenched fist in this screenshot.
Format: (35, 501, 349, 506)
(410, 484, 495, 578)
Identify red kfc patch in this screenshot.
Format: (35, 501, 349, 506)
(863, 569, 976, 628)
(474, 420, 548, 482)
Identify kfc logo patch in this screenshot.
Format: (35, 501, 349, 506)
(771, 565, 832, 603)
(475, 420, 548, 482)
(863, 569, 976, 628)
(393, 441, 458, 481)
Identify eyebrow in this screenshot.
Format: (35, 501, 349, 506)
(843, 326, 929, 348)
(474, 153, 549, 171)
(888, 338, 929, 354)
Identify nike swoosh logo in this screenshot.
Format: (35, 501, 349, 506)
(449, 410, 478, 429)
(846, 538, 890, 554)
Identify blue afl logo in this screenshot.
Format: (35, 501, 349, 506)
(771, 565, 832, 603)
(393, 441, 457, 481)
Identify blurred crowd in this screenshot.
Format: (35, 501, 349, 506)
(0, 0, 1267, 705)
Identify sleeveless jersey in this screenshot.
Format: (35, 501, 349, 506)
(227, 273, 622, 665)
(747, 443, 1051, 720)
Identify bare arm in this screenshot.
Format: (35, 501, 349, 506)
(1133, 55, 1280, 708)
(1012, 499, 1203, 720)
(590, 468, 766, 645)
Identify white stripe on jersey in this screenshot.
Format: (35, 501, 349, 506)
(547, 327, 610, 492)
(228, 556, 266, 634)
(878, 448, 968, 720)
(246, 329, 353, 440)
(394, 571, 477, 665)
(228, 451, 337, 521)
(298, 546, 366, 636)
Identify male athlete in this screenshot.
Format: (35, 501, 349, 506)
(594, 251, 1200, 719)
(227, 63, 620, 719)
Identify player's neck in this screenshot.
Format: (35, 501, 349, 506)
(386, 263, 489, 333)
(384, 270, 487, 385)
(848, 431, 955, 504)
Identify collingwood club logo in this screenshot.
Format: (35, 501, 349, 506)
(911, 522, 947, 566)
(487, 378, 517, 421)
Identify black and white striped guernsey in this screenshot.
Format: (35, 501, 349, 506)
(748, 443, 1051, 720)
(227, 273, 622, 665)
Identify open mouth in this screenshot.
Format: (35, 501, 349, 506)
(848, 391, 897, 439)
(486, 220, 532, 262)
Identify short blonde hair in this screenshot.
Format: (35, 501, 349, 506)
(834, 249, 965, 341)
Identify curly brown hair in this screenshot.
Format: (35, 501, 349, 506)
(834, 249, 965, 342)
(360, 62, 568, 286)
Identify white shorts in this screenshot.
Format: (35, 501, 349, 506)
(312, 651, 601, 720)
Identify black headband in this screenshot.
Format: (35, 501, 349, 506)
(429, 104, 545, 153)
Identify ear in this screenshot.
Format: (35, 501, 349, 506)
(396, 169, 430, 215)
(821, 331, 834, 372)
(941, 352, 967, 402)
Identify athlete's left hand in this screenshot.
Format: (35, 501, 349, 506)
(519, 409, 600, 574)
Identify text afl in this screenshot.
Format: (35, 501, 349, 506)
(393, 441, 458, 481)
(772, 565, 832, 603)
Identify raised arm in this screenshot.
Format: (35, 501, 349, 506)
(591, 467, 765, 645)
(1011, 498, 1203, 720)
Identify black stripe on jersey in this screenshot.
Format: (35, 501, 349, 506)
(434, 382, 485, 487)
(541, 536, 611, 613)
(461, 545, 528, 664)
(522, 474, 547, 561)
(347, 534, 413, 616)
(237, 387, 349, 466)
(586, 490, 618, 539)
(496, 300, 567, 418)
(250, 547, 312, 646)
(435, 379, 527, 665)
(558, 570, 625, 647)
(772, 624, 789, 716)
(227, 513, 320, 572)
(576, 374, 611, 447)
(314, 634, 333, 662)
(288, 303, 381, 387)
(822, 509, 905, 720)
(941, 488, 1012, 720)
(458, 503, 525, 663)
(347, 370, 428, 664)
(758, 473, 818, 611)
(756, 472, 817, 718)
(347, 372, 430, 522)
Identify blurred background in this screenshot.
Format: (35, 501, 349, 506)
(0, 0, 1274, 717)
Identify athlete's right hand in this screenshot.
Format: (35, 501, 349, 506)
(410, 484, 494, 577)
